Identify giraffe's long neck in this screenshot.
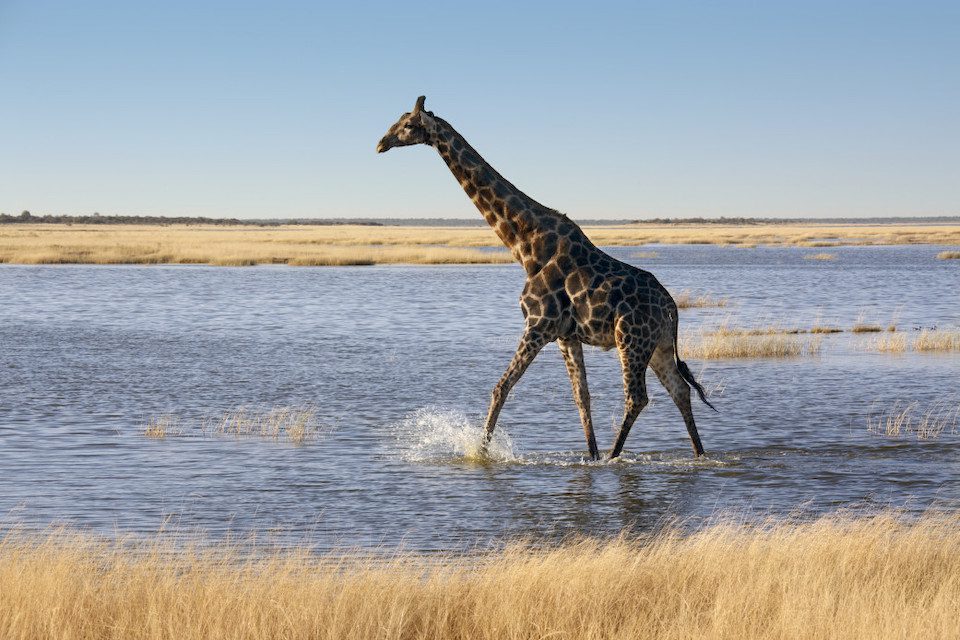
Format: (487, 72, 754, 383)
(431, 117, 563, 270)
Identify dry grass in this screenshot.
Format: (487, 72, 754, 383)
(3, 513, 960, 639)
(630, 250, 659, 259)
(868, 400, 960, 439)
(866, 333, 908, 353)
(586, 223, 960, 247)
(851, 312, 883, 333)
(141, 406, 324, 444)
(1, 223, 960, 265)
(914, 330, 960, 352)
(858, 330, 960, 354)
(143, 414, 181, 439)
(672, 289, 729, 309)
(681, 331, 822, 359)
(803, 252, 838, 261)
(851, 325, 882, 333)
(0, 225, 513, 266)
(937, 250, 960, 260)
(210, 406, 321, 444)
(809, 325, 843, 334)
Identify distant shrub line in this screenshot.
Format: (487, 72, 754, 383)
(0, 211, 383, 226)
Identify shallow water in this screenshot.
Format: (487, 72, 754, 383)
(1, 245, 958, 551)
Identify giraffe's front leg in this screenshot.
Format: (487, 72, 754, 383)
(482, 329, 548, 448)
(558, 338, 599, 460)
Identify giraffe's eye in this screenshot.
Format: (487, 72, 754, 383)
(403, 123, 415, 130)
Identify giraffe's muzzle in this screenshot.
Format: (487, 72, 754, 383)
(376, 136, 395, 153)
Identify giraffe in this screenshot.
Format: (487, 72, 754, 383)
(377, 96, 715, 460)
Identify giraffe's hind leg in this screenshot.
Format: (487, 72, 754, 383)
(558, 338, 599, 460)
(650, 346, 705, 457)
(608, 329, 655, 460)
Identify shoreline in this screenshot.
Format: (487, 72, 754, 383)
(1, 223, 958, 266)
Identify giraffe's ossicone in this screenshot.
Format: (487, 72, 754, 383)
(378, 96, 715, 460)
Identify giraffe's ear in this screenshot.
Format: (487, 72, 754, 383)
(418, 109, 436, 128)
(412, 95, 426, 115)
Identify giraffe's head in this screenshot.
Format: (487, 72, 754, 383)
(376, 95, 437, 153)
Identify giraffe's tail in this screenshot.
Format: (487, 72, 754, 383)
(672, 313, 718, 412)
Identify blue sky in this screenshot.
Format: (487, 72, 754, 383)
(1, 0, 957, 219)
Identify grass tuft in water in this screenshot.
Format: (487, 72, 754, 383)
(143, 414, 181, 439)
(809, 325, 843, 334)
(140, 406, 326, 444)
(936, 250, 960, 260)
(865, 333, 907, 353)
(672, 289, 729, 309)
(803, 252, 838, 261)
(681, 331, 821, 359)
(868, 400, 960, 439)
(211, 406, 322, 443)
(914, 330, 960, 352)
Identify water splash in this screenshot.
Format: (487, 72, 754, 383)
(393, 407, 516, 464)
(393, 408, 731, 468)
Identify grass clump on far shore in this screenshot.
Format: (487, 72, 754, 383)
(2, 223, 960, 266)
(3, 513, 960, 639)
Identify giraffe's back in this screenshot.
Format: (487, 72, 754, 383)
(520, 245, 676, 350)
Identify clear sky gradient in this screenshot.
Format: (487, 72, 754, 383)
(1, 1, 957, 219)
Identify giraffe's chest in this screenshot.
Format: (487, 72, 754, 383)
(519, 284, 617, 349)
(572, 317, 617, 350)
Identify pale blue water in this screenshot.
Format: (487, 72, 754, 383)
(1, 245, 958, 550)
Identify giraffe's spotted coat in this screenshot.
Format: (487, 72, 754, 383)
(378, 97, 712, 460)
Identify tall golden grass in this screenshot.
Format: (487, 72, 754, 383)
(937, 250, 960, 260)
(2, 513, 960, 639)
(2, 223, 960, 265)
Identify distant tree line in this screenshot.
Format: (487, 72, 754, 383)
(632, 216, 960, 225)
(3, 210, 956, 226)
(635, 216, 784, 225)
(0, 211, 383, 226)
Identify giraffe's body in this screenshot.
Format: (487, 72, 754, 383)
(378, 97, 714, 460)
